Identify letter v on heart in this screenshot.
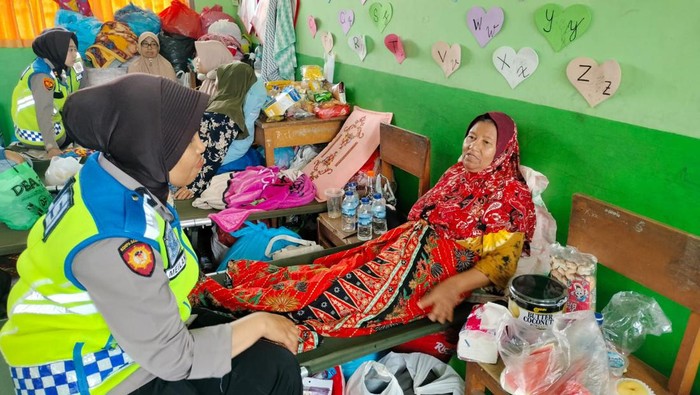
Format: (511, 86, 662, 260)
(431, 42, 461, 78)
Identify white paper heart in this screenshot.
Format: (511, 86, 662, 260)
(492, 46, 539, 89)
(348, 34, 367, 61)
(431, 42, 461, 78)
(566, 58, 622, 107)
(321, 31, 334, 54)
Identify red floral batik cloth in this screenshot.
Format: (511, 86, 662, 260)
(190, 112, 536, 352)
(191, 220, 477, 352)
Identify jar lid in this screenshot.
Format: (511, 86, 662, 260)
(510, 274, 567, 307)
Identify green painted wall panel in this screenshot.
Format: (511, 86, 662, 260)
(299, 53, 700, 393)
(297, 0, 700, 139)
(1, 48, 34, 146)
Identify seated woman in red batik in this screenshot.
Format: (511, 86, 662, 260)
(190, 112, 536, 352)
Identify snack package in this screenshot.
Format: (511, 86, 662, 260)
(264, 80, 294, 96)
(263, 86, 302, 118)
(300, 64, 324, 81)
(549, 243, 597, 312)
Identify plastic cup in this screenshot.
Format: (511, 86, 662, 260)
(325, 188, 344, 219)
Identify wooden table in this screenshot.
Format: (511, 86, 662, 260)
(253, 116, 347, 167)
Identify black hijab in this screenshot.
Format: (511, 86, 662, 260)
(63, 74, 210, 204)
(32, 28, 77, 75)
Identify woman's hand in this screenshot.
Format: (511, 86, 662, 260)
(230, 312, 300, 357)
(173, 187, 194, 200)
(417, 269, 490, 324)
(259, 312, 301, 354)
(417, 277, 463, 324)
(47, 148, 63, 158)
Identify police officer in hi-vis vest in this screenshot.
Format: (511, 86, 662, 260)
(0, 75, 302, 395)
(11, 27, 83, 158)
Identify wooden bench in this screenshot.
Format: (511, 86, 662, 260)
(206, 244, 468, 378)
(466, 193, 700, 395)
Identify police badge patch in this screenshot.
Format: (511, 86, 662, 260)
(43, 77, 55, 91)
(119, 239, 155, 277)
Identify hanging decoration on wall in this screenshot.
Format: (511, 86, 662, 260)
(492, 46, 538, 89)
(369, 2, 393, 33)
(466, 6, 504, 48)
(361, 0, 368, 4)
(348, 34, 368, 61)
(307, 15, 318, 38)
(384, 34, 405, 64)
(339, 9, 355, 35)
(534, 4, 592, 52)
(431, 42, 461, 78)
(566, 58, 621, 107)
(321, 31, 334, 54)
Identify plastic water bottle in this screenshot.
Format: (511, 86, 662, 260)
(357, 197, 373, 240)
(371, 193, 387, 235)
(341, 190, 357, 232)
(365, 170, 376, 200)
(253, 45, 262, 72)
(346, 182, 360, 213)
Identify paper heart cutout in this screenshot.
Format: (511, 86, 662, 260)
(466, 6, 504, 48)
(534, 4, 592, 52)
(348, 34, 367, 61)
(361, 0, 367, 4)
(492, 46, 538, 89)
(566, 58, 621, 107)
(431, 42, 461, 78)
(384, 34, 405, 64)
(339, 9, 355, 35)
(321, 31, 334, 54)
(307, 15, 317, 38)
(369, 2, 393, 33)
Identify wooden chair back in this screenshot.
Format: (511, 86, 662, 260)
(379, 123, 431, 198)
(568, 193, 700, 395)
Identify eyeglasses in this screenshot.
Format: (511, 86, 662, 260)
(141, 42, 158, 48)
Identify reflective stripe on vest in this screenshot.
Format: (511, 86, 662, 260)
(10, 344, 133, 395)
(0, 155, 198, 394)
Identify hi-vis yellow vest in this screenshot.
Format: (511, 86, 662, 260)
(11, 58, 81, 147)
(0, 155, 199, 395)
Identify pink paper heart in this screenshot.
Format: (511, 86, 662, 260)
(338, 9, 355, 35)
(384, 34, 405, 64)
(566, 58, 622, 108)
(307, 15, 317, 38)
(466, 6, 504, 48)
(431, 42, 461, 78)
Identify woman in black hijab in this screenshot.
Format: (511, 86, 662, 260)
(11, 27, 83, 157)
(0, 74, 302, 395)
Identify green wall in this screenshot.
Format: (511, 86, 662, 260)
(298, 0, 699, 392)
(298, 0, 699, 140)
(1, 48, 34, 146)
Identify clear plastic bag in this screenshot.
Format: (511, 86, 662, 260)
(601, 291, 672, 355)
(44, 156, 82, 186)
(498, 310, 611, 395)
(549, 243, 598, 312)
(514, 165, 557, 277)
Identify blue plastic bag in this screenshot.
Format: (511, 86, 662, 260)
(114, 3, 161, 38)
(55, 9, 102, 57)
(216, 221, 303, 270)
